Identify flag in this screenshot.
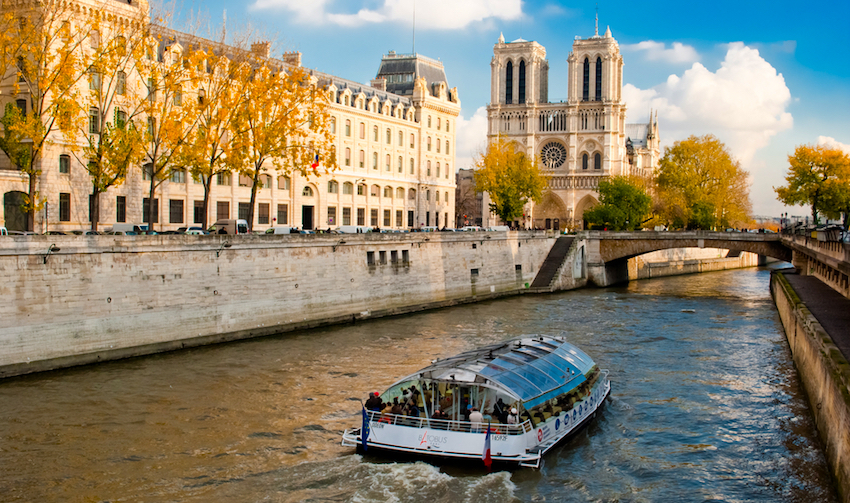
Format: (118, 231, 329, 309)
(311, 154, 319, 170)
(482, 423, 492, 470)
(361, 406, 370, 452)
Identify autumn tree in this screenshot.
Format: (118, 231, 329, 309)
(655, 134, 751, 230)
(473, 135, 546, 225)
(774, 144, 850, 227)
(67, 10, 149, 230)
(134, 29, 204, 228)
(0, 4, 91, 230)
(229, 63, 335, 231)
(176, 43, 252, 229)
(583, 176, 652, 231)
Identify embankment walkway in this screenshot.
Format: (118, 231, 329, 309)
(784, 272, 850, 359)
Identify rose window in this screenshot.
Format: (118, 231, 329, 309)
(541, 142, 567, 170)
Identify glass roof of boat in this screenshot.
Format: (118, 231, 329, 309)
(406, 335, 596, 409)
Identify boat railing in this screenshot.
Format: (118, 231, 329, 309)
(366, 410, 532, 435)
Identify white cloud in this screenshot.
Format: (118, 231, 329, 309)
(455, 106, 489, 171)
(251, 0, 522, 29)
(623, 40, 699, 64)
(623, 42, 792, 169)
(817, 136, 850, 155)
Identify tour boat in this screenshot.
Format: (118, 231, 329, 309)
(341, 335, 611, 468)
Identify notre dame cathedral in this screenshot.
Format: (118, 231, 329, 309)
(486, 23, 660, 230)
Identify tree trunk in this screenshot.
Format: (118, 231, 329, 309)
(148, 176, 157, 231)
(90, 187, 100, 231)
(247, 166, 260, 232)
(202, 175, 212, 230)
(27, 171, 36, 232)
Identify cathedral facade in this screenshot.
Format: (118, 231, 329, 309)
(486, 26, 659, 230)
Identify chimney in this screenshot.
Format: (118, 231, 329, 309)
(281, 51, 302, 67)
(371, 77, 386, 91)
(250, 41, 271, 59)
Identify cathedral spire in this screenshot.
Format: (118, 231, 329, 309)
(594, 5, 599, 36)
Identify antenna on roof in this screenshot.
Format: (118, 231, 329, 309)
(595, 4, 599, 36)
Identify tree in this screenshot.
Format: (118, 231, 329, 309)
(135, 29, 205, 228)
(68, 10, 149, 230)
(583, 176, 652, 230)
(0, 4, 91, 230)
(229, 63, 335, 231)
(656, 134, 751, 230)
(473, 135, 546, 225)
(176, 44, 252, 229)
(775, 144, 850, 226)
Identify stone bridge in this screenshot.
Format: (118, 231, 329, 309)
(582, 231, 793, 286)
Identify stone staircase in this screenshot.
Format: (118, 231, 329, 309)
(528, 236, 575, 292)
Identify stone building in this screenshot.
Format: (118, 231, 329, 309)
(0, 0, 458, 232)
(486, 23, 659, 230)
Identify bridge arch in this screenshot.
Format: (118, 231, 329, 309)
(591, 231, 792, 264)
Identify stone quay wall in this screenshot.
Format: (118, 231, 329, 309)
(771, 272, 850, 502)
(0, 232, 556, 378)
(628, 248, 760, 280)
(1, 232, 771, 378)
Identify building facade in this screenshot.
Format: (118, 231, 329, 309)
(486, 25, 659, 230)
(0, 0, 458, 232)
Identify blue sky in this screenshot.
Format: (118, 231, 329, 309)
(176, 0, 850, 217)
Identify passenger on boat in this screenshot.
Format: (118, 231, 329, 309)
(431, 409, 448, 420)
(469, 407, 484, 432)
(365, 392, 382, 411)
(381, 402, 393, 414)
(507, 408, 519, 424)
(493, 398, 508, 423)
(439, 390, 453, 410)
(391, 397, 403, 415)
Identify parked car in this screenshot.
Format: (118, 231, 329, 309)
(106, 224, 146, 234)
(460, 226, 484, 232)
(486, 225, 510, 232)
(186, 229, 208, 235)
(45, 230, 66, 235)
(7, 230, 39, 235)
(336, 225, 373, 234)
(69, 230, 100, 235)
(104, 230, 137, 235)
(176, 226, 205, 234)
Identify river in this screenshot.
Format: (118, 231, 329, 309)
(0, 267, 838, 502)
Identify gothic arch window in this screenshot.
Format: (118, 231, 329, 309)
(594, 153, 602, 170)
(582, 153, 589, 170)
(582, 57, 590, 101)
(595, 57, 602, 101)
(518, 60, 526, 104)
(505, 61, 513, 104)
(302, 186, 314, 197)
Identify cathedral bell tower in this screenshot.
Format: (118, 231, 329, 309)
(567, 25, 623, 104)
(490, 34, 549, 106)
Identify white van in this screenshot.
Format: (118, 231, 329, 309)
(487, 225, 510, 232)
(461, 226, 484, 232)
(265, 226, 293, 235)
(337, 225, 372, 234)
(208, 219, 249, 235)
(107, 223, 145, 234)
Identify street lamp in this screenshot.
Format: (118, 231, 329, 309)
(216, 241, 232, 258)
(43, 244, 60, 264)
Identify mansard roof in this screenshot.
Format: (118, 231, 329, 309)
(625, 123, 649, 148)
(375, 52, 448, 96)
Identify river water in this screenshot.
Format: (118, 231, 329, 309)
(0, 267, 838, 502)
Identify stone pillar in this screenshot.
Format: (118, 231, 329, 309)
(791, 250, 809, 275)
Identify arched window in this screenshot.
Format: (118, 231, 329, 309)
(357, 184, 366, 196)
(372, 152, 378, 169)
(436, 140, 440, 153)
(359, 122, 365, 139)
(359, 150, 365, 168)
(345, 120, 351, 137)
(330, 117, 336, 135)
(436, 163, 440, 178)
(582, 153, 589, 170)
(445, 191, 449, 202)
(427, 116, 432, 128)
(396, 187, 404, 199)
(370, 185, 379, 197)
(582, 57, 590, 101)
(518, 60, 526, 104)
(408, 188, 416, 200)
(594, 153, 602, 170)
(384, 186, 392, 198)
(398, 131, 403, 146)
(410, 133, 415, 148)
(437, 117, 441, 129)
(344, 147, 351, 166)
(436, 191, 440, 202)
(373, 125, 378, 142)
(446, 141, 450, 155)
(505, 61, 513, 104)
(328, 180, 339, 193)
(595, 57, 602, 101)
(409, 158, 415, 174)
(385, 154, 391, 171)
(445, 163, 450, 178)
(426, 190, 431, 202)
(343, 182, 353, 195)
(386, 128, 391, 144)
(427, 137, 432, 151)
(427, 160, 431, 176)
(302, 186, 314, 196)
(397, 156, 403, 172)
